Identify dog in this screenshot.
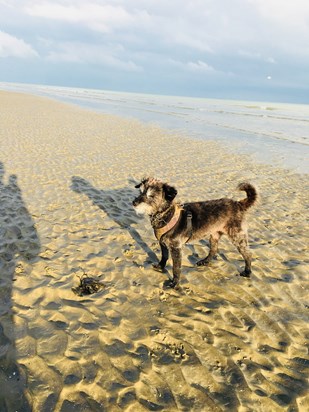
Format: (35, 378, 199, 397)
(133, 177, 257, 289)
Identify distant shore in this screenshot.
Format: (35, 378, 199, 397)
(0, 90, 308, 411)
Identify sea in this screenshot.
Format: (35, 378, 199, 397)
(1, 82, 308, 173)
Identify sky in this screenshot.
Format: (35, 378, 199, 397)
(1, 0, 309, 103)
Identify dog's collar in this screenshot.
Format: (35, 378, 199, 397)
(154, 204, 183, 241)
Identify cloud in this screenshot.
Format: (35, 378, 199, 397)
(249, 0, 309, 28)
(0, 30, 38, 58)
(3, 1, 309, 59)
(247, 0, 309, 54)
(238, 50, 277, 64)
(0, 0, 308, 101)
(169, 58, 233, 78)
(24, 1, 150, 33)
(22, 1, 213, 52)
(187, 60, 215, 72)
(45, 41, 143, 72)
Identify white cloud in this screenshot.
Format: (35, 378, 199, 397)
(238, 50, 277, 64)
(238, 50, 262, 60)
(0, 1, 308, 100)
(0, 30, 38, 58)
(187, 60, 215, 72)
(166, 31, 213, 53)
(45, 41, 143, 72)
(3, 1, 309, 58)
(169, 58, 221, 74)
(24, 1, 150, 33)
(248, 0, 309, 29)
(246, 0, 309, 55)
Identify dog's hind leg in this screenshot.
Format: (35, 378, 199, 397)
(153, 242, 169, 272)
(197, 233, 221, 266)
(231, 232, 252, 277)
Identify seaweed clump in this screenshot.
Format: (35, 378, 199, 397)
(72, 274, 105, 296)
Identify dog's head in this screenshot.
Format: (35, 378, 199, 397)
(132, 177, 177, 215)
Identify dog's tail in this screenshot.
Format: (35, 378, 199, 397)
(237, 182, 258, 210)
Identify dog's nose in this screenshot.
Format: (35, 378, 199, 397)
(132, 199, 138, 207)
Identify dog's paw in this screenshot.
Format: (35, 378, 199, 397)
(153, 263, 165, 273)
(196, 258, 210, 267)
(239, 270, 251, 278)
(163, 279, 180, 290)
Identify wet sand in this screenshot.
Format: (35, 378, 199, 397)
(0, 91, 308, 411)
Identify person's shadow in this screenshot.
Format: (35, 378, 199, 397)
(71, 176, 157, 263)
(0, 161, 40, 411)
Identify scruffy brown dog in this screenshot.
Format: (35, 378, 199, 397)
(133, 178, 257, 289)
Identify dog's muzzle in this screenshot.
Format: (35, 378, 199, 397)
(133, 193, 144, 208)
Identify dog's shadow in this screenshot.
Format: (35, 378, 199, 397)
(71, 176, 157, 263)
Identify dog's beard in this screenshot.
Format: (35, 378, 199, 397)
(133, 202, 153, 216)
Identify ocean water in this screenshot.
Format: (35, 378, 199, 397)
(1, 82, 308, 173)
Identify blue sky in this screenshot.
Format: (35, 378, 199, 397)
(1, 0, 309, 103)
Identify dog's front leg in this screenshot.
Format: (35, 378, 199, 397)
(164, 245, 182, 289)
(153, 242, 169, 272)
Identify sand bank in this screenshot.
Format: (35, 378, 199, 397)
(0, 91, 308, 411)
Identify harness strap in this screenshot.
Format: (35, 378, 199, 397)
(186, 210, 193, 243)
(154, 205, 182, 241)
(154, 205, 193, 243)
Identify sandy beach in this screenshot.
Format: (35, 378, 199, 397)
(0, 90, 308, 411)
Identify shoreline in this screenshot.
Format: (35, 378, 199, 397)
(1, 83, 308, 175)
(0, 91, 308, 411)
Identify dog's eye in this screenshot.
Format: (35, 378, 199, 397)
(146, 189, 155, 199)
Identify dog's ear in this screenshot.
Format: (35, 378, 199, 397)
(135, 177, 149, 189)
(163, 184, 177, 201)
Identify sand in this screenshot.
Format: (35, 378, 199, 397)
(0, 90, 308, 411)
